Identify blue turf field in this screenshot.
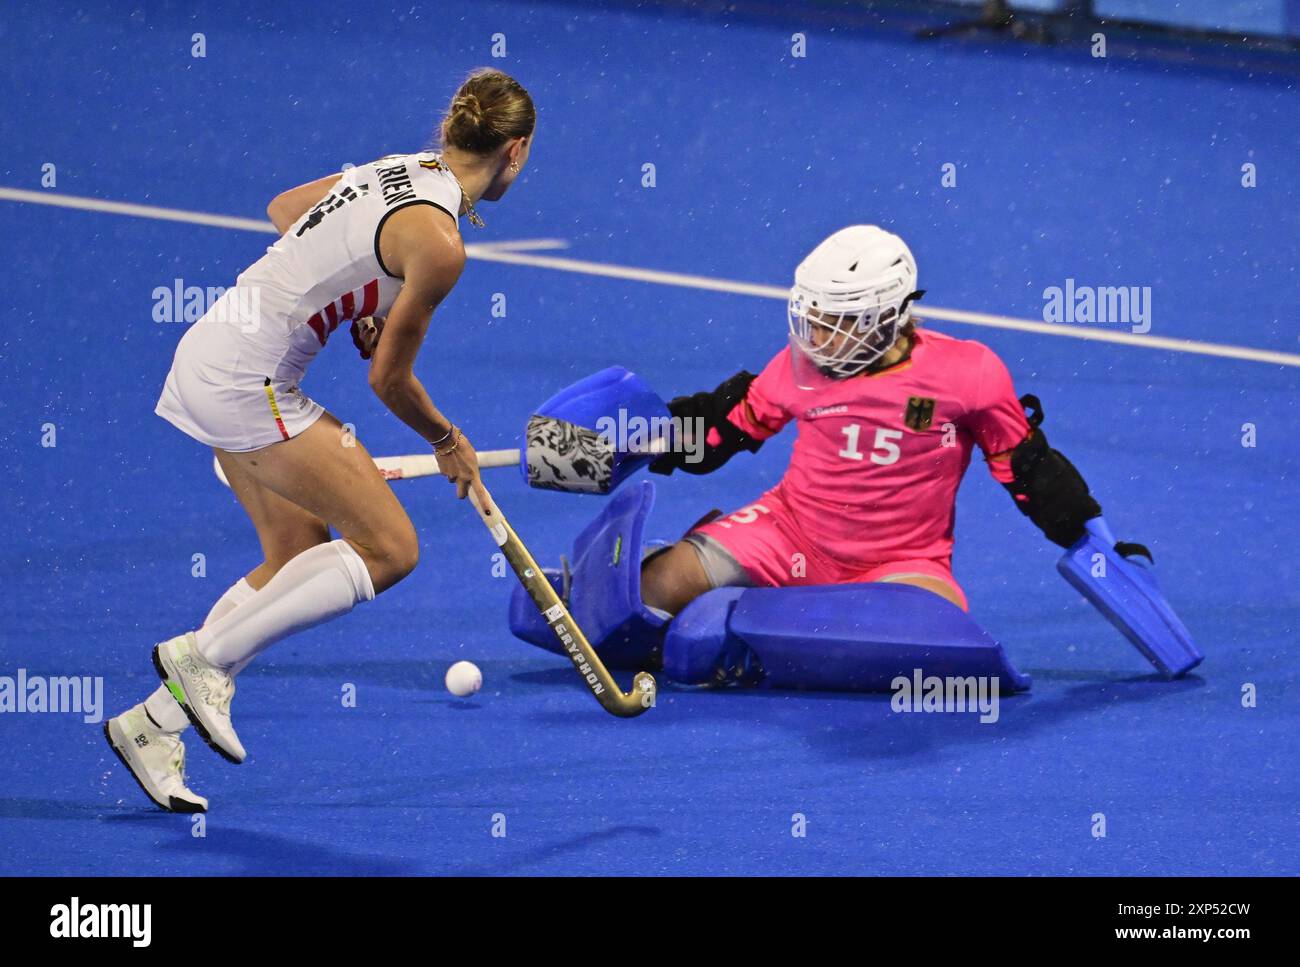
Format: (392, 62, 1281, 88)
(0, 0, 1297, 875)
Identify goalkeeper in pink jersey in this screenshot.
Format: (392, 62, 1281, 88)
(641, 225, 1073, 617)
(511, 225, 1199, 689)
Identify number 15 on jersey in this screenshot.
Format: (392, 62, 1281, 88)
(838, 424, 902, 465)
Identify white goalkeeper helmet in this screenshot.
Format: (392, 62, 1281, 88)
(787, 225, 922, 380)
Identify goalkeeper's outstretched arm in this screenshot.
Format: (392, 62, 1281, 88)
(650, 370, 775, 476)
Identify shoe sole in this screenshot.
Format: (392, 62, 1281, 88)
(102, 720, 206, 814)
(152, 644, 243, 766)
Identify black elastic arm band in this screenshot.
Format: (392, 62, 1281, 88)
(649, 370, 764, 476)
(1003, 394, 1102, 548)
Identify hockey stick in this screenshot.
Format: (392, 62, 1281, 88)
(467, 484, 657, 718)
(212, 448, 521, 488)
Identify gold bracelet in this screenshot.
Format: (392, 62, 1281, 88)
(434, 428, 461, 457)
(430, 423, 455, 448)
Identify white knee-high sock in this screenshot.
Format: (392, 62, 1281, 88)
(202, 577, 257, 628)
(195, 540, 376, 671)
(143, 577, 257, 733)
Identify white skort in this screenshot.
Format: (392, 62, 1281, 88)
(155, 305, 326, 453)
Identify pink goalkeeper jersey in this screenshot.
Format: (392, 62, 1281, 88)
(727, 328, 1031, 569)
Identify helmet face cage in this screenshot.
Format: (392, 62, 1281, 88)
(787, 286, 910, 379)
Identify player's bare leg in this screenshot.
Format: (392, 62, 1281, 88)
(154, 411, 418, 764)
(641, 541, 714, 615)
(643, 539, 966, 613)
(216, 412, 419, 592)
(215, 449, 332, 591)
(874, 572, 967, 610)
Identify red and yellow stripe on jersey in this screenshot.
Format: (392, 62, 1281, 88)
(262, 378, 290, 441)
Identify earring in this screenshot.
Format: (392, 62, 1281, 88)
(509, 162, 519, 173)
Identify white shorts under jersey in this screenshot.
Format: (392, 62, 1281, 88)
(155, 151, 463, 451)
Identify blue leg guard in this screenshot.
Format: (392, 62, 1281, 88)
(663, 583, 1031, 692)
(508, 481, 669, 668)
(523, 366, 671, 494)
(507, 567, 566, 649)
(1057, 517, 1203, 678)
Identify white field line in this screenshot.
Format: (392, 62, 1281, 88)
(464, 237, 570, 253)
(4, 186, 1297, 368)
(0, 186, 279, 233)
(0, 186, 567, 255)
(464, 248, 1300, 368)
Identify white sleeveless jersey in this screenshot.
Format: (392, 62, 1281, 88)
(228, 151, 463, 383)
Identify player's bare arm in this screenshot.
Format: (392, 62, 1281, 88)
(369, 205, 484, 501)
(368, 203, 464, 438)
(266, 174, 343, 234)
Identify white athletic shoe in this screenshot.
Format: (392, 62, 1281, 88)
(103, 707, 208, 813)
(153, 632, 247, 764)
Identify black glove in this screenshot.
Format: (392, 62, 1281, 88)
(649, 370, 764, 476)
